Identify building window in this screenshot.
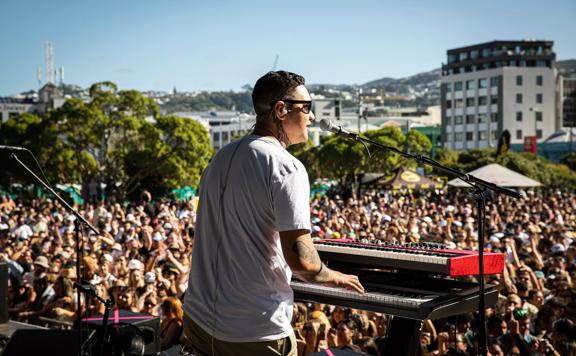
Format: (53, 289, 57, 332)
(491, 113, 498, 122)
(479, 131, 488, 140)
(478, 96, 488, 106)
(446, 100, 452, 109)
(213, 132, 220, 141)
(516, 94, 523, 104)
(491, 131, 497, 141)
(454, 116, 463, 125)
(455, 99, 464, 108)
(535, 111, 543, 121)
(516, 130, 522, 139)
(466, 132, 474, 140)
(466, 80, 476, 90)
(470, 50, 479, 60)
(446, 83, 452, 91)
(516, 75, 523, 86)
(466, 115, 475, 124)
(491, 95, 498, 105)
(446, 116, 452, 125)
(482, 48, 492, 58)
(490, 76, 500, 87)
(536, 75, 543, 86)
(516, 111, 523, 121)
(454, 82, 463, 91)
(455, 132, 464, 141)
(536, 129, 542, 139)
(478, 114, 487, 123)
(536, 93, 543, 104)
(479, 78, 488, 88)
(459, 52, 469, 61)
(466, 98, 475, 107)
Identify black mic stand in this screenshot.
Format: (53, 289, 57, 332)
(8, 152, 101, 356)
(336, 131, 520, 356)
(75, 282, 113, 356)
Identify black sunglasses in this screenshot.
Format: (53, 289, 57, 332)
(270, 99, 313, 114)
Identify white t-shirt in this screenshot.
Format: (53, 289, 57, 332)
(183, 135, 311, 342)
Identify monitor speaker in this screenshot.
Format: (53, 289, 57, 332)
(82, 309, 160, 355)
(1, 329, 95, 356)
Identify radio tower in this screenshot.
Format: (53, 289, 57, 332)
(45, 41, 55, 84)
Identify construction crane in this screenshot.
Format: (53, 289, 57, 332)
(271, 55, 279, 71)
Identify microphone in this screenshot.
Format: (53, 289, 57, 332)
(318, 119, 358, 139)
(0, 145, 28, 151)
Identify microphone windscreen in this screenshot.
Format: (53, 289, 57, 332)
(319, 119, 332, 131)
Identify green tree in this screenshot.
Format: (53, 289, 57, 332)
(122, 115, 213, 198)
(1, 81, 213, 200)
(362, 126, 405, 174)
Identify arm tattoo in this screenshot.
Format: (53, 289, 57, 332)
(292, 241, 321, 266)
(292, 241, 332, 283)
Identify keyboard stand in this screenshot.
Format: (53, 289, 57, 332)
(384, 317, 422, 356)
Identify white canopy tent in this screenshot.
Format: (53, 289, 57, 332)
(448, 163, 542, 188)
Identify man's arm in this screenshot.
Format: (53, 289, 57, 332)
(280, 229, 364, 294)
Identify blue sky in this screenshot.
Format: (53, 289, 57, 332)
(0, 0, 575, 95)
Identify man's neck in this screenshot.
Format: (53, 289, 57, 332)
(253, 123, 287, 148)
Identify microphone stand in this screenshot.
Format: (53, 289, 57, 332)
(334, 130, 520, 356)
(75, 282, 113, 356)
(8, 152, 101, 356)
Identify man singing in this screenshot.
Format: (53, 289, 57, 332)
(183, 71, 364, 356)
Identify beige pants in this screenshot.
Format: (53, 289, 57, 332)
(183, 313, 297, 356)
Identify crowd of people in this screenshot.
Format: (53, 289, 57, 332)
(1, 187, 575, 355)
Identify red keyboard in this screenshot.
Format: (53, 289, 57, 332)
(314, 239, 504, 276)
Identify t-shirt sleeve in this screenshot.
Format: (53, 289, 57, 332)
(273, 169, 311, 232)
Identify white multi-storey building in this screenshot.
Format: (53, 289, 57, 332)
(441, 41, 558, 150)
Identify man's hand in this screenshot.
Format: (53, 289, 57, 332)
(330, 270, 365, 294)
(280, 229, 365, 294)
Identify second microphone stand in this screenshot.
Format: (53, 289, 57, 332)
(333, 127, 520, 356)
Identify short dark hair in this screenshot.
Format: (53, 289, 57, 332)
(252, 71, 305, 119)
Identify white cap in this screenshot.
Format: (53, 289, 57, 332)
(126, 214, 136, 223)
(422, 216, 432, 223)
(144, 272, 156, 284)
(101, 253, 113, 264)
(382, 215, 392, 222)
(128, 259, 143, 270)
(153, 232, 164, 242)
(453, 221, 463, 227)
(551, 243, 565, 254)
(163, 223, 173, 230)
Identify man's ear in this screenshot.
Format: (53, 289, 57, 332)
(275, 101, 288, 120)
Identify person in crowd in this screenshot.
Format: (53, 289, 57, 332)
(159, 296, 184, 351)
